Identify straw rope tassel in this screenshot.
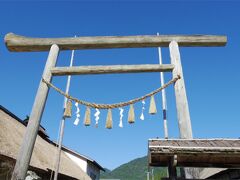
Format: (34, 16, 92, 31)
(84, 107, 91, 126)
(149, 96, 157, 114)
(128, 104, 135, 124)
(64, 100, 72, 118)
(106, 109, 113, 129)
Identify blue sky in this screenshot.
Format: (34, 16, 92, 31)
(1, 1, 240, 170)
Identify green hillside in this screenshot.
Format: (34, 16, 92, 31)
(100, 156, 167, 180)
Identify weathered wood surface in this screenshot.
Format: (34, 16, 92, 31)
(150, 146, 240, 153)
(149, 138, 240, 147)
(169, 41, 193, 139)
(11, 44, 59, 180)
(148, 139, 240, 168)
(168, 155, 178, 180)
(51, 64, 174, 76)
(5, 33, 227, 52)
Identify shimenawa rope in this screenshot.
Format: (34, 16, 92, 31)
(42, 75, 180, 109)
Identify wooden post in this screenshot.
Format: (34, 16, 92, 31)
(168, 155, 177, 180)
(169, 41, 196, 179)
(169, 41, 193, 139)
(11, 44, 60, 180)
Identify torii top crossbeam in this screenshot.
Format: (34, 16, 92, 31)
(5, 33, 227, 52)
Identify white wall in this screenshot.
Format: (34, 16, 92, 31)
(64, 151, 101, 180)
(64, 151, 88, 172)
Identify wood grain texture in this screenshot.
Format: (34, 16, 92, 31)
(149, 139, 240, 168)
(51, 64, 174, 76)
(169, 41, 193, 139)
(5, 33, 227, 52)
(168, 155, 178, 179)
(11, 45, 59, 180)
(169, 41, 195, 179)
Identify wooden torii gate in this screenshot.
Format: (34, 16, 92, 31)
(4, 33, 227, 180)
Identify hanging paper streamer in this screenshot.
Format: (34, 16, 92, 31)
(64, 100, 72, 118)
(106, 109, 113, 129)
(84, 107, 91, 126)
(140, 100, 145, 120)
(149, 95, 157, 114)
(94, 108, 100, 128)
(128, 104, 135, 124)
(74, 102, 80, 125)
(119, 108, 124, 128)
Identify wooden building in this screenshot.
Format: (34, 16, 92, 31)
(0, 105, 104, 180)
(148, 136, 240, 179)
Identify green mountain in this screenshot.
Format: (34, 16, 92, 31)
(100, 156, 167, 180)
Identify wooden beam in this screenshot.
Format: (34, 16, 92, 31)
(149, 146, 240, 153)
(5, 33, 227, 52)
(51, 64, 175, 76)
(149, 139, 240, 168)
(11, 44, 59, 180)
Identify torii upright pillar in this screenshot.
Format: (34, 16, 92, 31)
(11, 44, 59, 180)
(169, 41, 199, 178)
(169, 41, 193, 139)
